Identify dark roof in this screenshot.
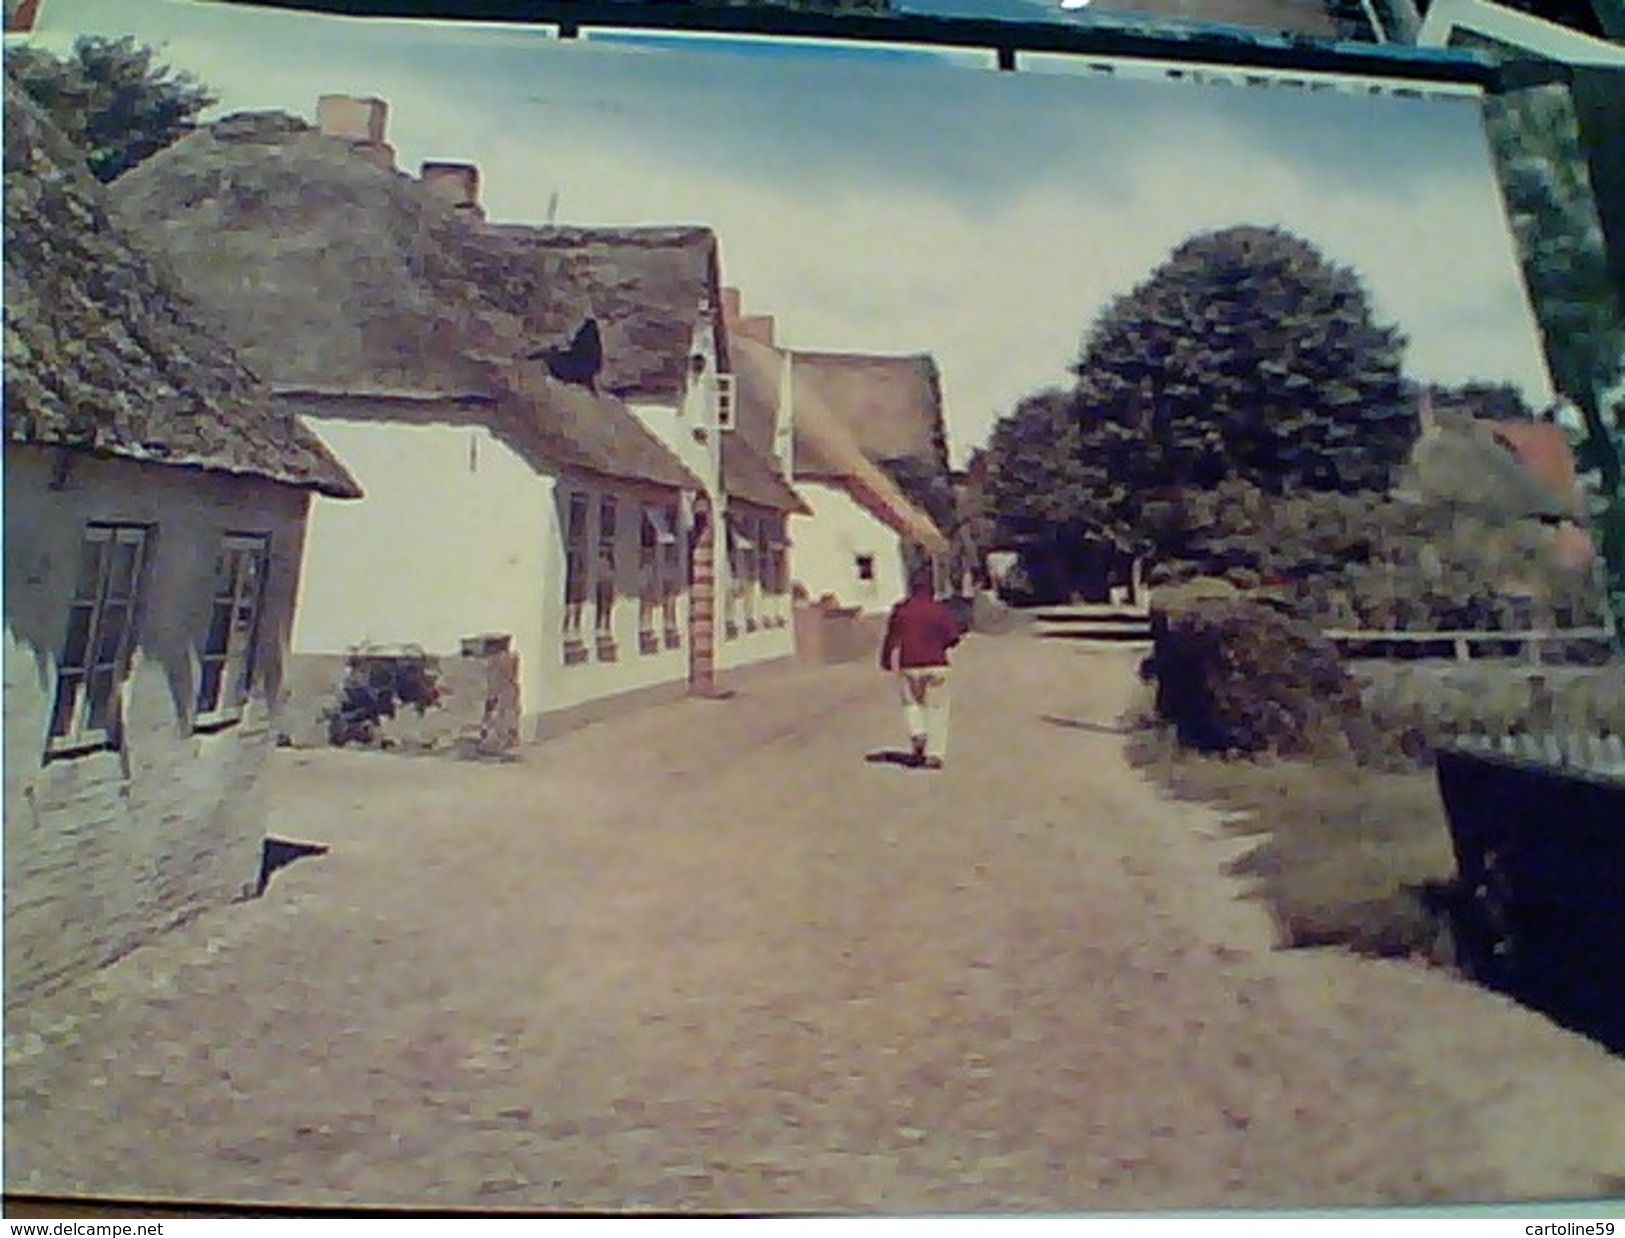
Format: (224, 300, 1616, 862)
(110, 112, 511, 398)
(705, 331, 805, 512)
(722, 433, 808, 514)
(2, 82, 360, 499)
(786, 350, 947, 468)
(503, 362, 701, 492)
(731, 334, 786, 457)
(481, 224, 725, 405)
(109, 112, 698, 493)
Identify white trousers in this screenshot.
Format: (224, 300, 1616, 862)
(898, 666, 951, 759)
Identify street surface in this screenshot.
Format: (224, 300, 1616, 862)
(7, 634, 1625, 1212)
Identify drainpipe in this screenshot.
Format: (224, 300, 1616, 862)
(689, 496, 718, 697)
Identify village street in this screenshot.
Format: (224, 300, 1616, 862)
(6, 631, 1625, 1214)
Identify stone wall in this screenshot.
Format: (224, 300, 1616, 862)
(794, 602, 887, 666)
(279, 638, 521, 758)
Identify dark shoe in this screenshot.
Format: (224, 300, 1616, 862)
(910, 735, 927, 762)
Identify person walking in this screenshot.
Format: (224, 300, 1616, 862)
(879, 566, 966, 770)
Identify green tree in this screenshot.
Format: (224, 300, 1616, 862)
(8, 36, 215, 182)
(1070, 225, 1414, 511)
(950, 448, 998, 588)
(1481, 80, 1625, 628)
(1423, 379, 1537, 422)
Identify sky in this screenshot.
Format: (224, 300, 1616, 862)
(24, 0, 1556, 466)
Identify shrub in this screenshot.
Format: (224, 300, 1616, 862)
(1146, 595, 1364, 757)
(325, 646, 443, 748)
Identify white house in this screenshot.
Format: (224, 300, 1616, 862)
(475, 221, 810, 683)
(3, 81, 361, 1002)
(724, 296, 952, 615)
(724, 296, 952, 663)
(111, 98, 807, 740)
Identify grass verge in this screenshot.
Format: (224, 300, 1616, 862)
(1125, 704, 1460, 964)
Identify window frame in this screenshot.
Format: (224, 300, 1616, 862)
(716, 372, 737, 432)
(193, 531, 272, 732)
(726, 515, 757, 640)
(764, 516, 789, 627)
(563, 489, 590, 663)
(638, 504, 674, 656)
(594, 493, 619, 659)
(46, 522, 151, 758)
(662, 503, 683, 649)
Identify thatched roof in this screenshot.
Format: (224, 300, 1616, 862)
(503, 362, 699, 491)
(111, 112, 513, 398)
(787, 350, 947, 467)
(731, 334, 786, 457)
(779, 363, 946, 554)
(481, 224, 725, 405)
(3, 81, 360, 499)
(721, 433, 807, 514)
(482, 226, 797, 509)
(109, 112, 698, 494)
(1400, 410, 1576, 522)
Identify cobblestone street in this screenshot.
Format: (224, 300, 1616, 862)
(7, 632, 1625, 1213)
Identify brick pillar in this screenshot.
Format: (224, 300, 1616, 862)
(689, 498, 717, 697)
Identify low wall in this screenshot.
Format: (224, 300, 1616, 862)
(280, 642, 521, 758)
(794, 603, 887, 666)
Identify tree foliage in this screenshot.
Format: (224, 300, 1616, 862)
(1423, 380, 1537, 423)
(9, 36, 216, 183)
(1073, 225, 1413, 502)
(985, 226, 1415, 569)
(1480, 79, 1625, 630)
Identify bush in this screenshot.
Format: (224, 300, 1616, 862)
(1146, 595, 1364, 757)
(325, 646, 443, 747)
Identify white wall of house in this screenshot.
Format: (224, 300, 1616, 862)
(4, 447, 308, 1005)
(293, 410, 705, 729)
(790, 481, 907, 615)
(293, 413, 547, 666)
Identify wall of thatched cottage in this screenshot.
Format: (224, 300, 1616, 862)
(3, 448, 309, 1004)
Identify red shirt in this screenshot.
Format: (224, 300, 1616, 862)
(881, 593, 965, 670)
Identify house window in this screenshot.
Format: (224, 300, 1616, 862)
(195, 533, 270, 729)
(662, 505, 683, 649)
(764, 517, 789, 627)
(716, 373, 737, 431)
(563, 491, 589, 664)
(755, 516, 776, 627)
(595, 494, 618, 659)
(638, 505, 674, 656)
(727, 516, 756, 638)
(855, 553, 876, 583)
(47, 523, 150, 756)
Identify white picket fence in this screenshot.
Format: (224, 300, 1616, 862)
(1450, 730, 1625, 780)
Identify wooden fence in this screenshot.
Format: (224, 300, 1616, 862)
(1324, 625, 1616, 665)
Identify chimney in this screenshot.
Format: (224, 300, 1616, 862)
(317, 94, 397, 172)
(737, 314, 776, 348)
(721, 287, 743, 325)
(421, 161, 486, 222)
